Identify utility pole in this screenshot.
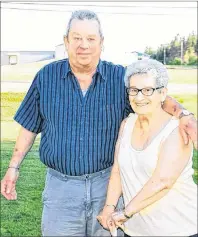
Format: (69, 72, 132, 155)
(181, 37, 184, 64)
(162, 44, 168, 64)
(163, 47, 166, 65)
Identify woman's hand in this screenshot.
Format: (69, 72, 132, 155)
(111, 210, 128, 229)
(97, 205, 115, 230)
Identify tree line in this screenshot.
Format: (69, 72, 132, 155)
(145, 32, 198, 65)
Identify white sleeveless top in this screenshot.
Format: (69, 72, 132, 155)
(118, 113, 197, 236)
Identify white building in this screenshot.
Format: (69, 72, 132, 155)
(1, 51, 55, 65)
(55, 44, 150, 65)
(55, 44, 68, 60)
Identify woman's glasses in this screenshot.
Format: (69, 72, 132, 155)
(126, 86, 164, 96)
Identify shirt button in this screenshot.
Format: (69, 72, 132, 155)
(80, 137, 83, 141)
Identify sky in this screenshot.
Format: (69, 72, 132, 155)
(1, 1, 197, 55)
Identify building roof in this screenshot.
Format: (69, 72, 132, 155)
(129, 51, 150, 57)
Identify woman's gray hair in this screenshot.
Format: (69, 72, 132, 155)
(65, 10, 103, 39)
(124, 59, 169, 88)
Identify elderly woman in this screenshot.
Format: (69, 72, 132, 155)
(98, 59, 197, 236)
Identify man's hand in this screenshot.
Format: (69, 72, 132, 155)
(108, 210, 128, 232)
(179, 115, 197, 149)
(111, 210, 128, 225)
(162, 96, 197, 149)
(97, 205, 115, 230)
(1, 168, 19, 200)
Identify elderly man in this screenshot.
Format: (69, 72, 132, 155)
(1, 10, 197, 237)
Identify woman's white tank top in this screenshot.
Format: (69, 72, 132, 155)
(118, 113, 197, 236)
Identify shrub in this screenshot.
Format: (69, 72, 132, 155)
(168, 57, 182, 65)
(188, 55, 198, 65)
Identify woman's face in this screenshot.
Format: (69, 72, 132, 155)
(128, 72, 167, 115)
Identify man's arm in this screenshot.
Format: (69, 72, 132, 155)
(163, 95, 197, 149)
(1, 127, 37, 200)
(162, 95, 184, 117)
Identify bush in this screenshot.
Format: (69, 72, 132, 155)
(168, 57, 182, 65)
(169, 57, 182, 65)
(188, 55, 198, 65)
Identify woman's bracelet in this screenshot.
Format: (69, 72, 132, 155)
(123, 209, 131, 219)
(105, 204, 116, 209)
(8, 166, 20, 171)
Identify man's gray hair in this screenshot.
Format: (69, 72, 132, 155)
(65, 10, 103, 39)
(124, 59, 169, 88)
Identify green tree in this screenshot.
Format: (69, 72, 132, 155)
(184, 32, 198, 64)
(145, 32, 198, 65)
(144, 46, 156, 55)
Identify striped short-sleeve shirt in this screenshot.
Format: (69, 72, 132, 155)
(14, 59, 132, 175)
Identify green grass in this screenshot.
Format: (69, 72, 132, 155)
(169, 94, 197, 118)
(1, 61, 197, 84)
(1, 141, 46, 237)
(1, 93, 27, 141)
(1, 93, 25, 121)
(1, 59, 55, 82)
(168, 68, 197, 84)
(166, 65, 197, 69)
(192, 150, 198, 183)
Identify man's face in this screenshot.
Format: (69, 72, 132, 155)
(64, 19, 103, 67)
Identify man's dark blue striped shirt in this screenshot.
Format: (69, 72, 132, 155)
(14, 59, 131, 175)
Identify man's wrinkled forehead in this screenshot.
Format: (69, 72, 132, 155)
(69, 19, 100, 36)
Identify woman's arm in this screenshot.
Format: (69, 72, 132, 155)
(124, 126, 192, 217)
(97, 118, 127, 228)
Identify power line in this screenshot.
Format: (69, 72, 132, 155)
(1, 7, 194, 16)
(1, 6, 72, 13)
(2, 2, 196, 9)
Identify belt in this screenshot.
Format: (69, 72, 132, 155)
(48, 166, 112, 181)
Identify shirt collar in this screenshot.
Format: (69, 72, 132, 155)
(95, 59, 106, 81)
(61, 59, 106, 81)
(61, 59, 72, 79)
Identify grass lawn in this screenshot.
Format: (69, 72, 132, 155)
(1, 93, 26, 141)
(168, 67, 197, 84)
(169, 94, 197, 118)
(1, 61, 197, 84)
(1, 92, 197, 236)
(1, 59, 55, 82)
(1, 141, 46, 237)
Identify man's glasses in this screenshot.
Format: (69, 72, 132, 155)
(126, 86, 164, 96)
